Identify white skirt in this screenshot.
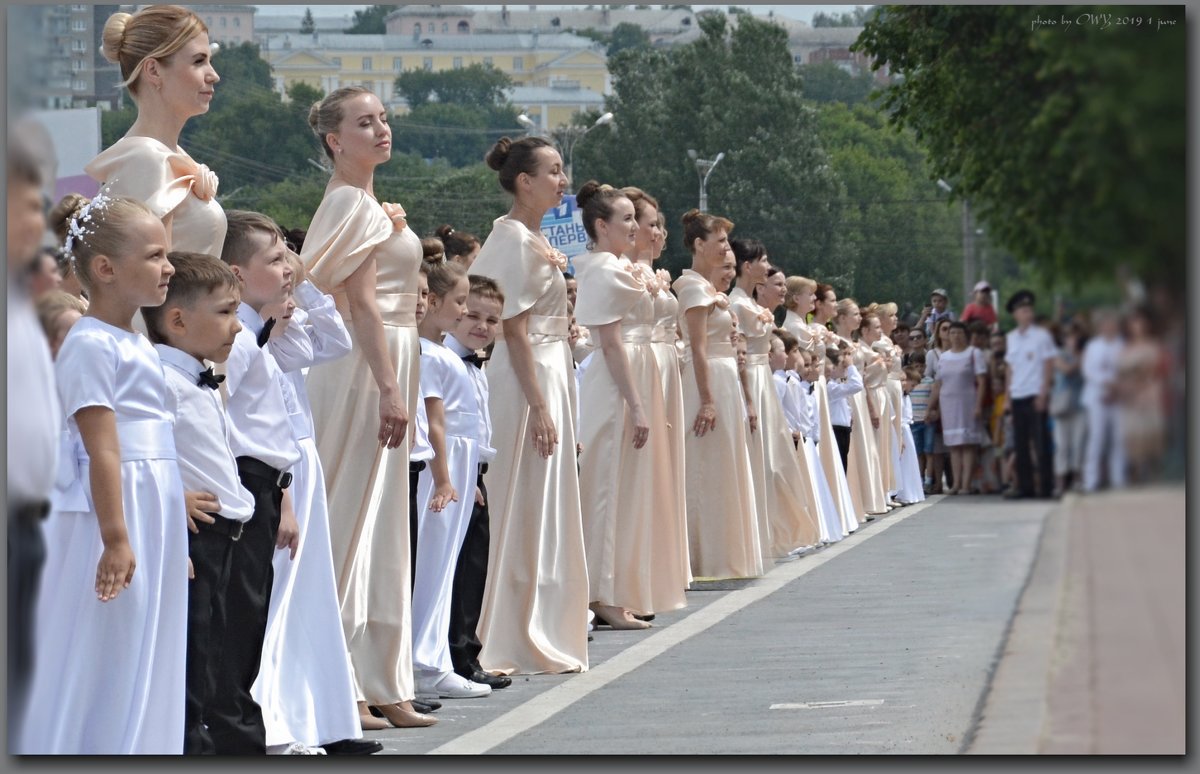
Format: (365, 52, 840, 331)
(21, 453, 188, 754)
(896, 425, 927, 505)
(252, 436, 361, 747)
(802, 439, 845, 544)
(412, 432, 481, 676)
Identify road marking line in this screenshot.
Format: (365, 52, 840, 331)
(770, 699, 885, 710)
(427, 497, 941, 755)
(949, 534, 999, 539)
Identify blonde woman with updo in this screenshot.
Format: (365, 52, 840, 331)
(300, 87, 435, 729)
(623, 186, 691, 598)
(833, 300, 890, 517)
(860, 309, 899, 504)
(673, 211, 762, 580)
(573, 182, 684, 628)
(470, 136, 589, 675)
(782, 276, 812, 340)
(875, 301, 906, 501)
(87, 6, 224, 258)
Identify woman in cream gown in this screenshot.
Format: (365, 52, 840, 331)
(471, 136, 589, 675)
(833, 299, 890, 518)
(728, 248, 820, 557)
(301, 87, 433, 730)
(575, 183, 684, 627)
(623, 188, 691, 595)
(673, 211, 762, 580)
(860, 312, 898, 504)
(876, 302, 906, 500)
(805, 282, 860, 536)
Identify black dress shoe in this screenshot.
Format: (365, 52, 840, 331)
(322, 738, 383, 755)
(468, 669, 512, 689)
(411, 699, 441, 713)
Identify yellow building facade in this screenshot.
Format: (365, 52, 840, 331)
(260, 32, 608, 128)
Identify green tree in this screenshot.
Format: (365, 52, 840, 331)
(345, 4, 394, 34)
(607, 21, 651, 56)
(813, 6, 874, 27)
(798, 61, 878, 105)
(853, 5, 1185, 290)
(286, 81, 324, 110)
(210, 41, 273, 90)
(392, 65, 520, 166)
(300, 8, 315, 34)
(394, 64, 513, 110)
(573, 12, 848, 281)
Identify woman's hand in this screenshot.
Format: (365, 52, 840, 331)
(693, 401, 718, 437)
(529, 406, 559, 458)
(429, 481, 459, 513)
(746, 401, 758, 435)
(630, 405, 650, 450)
(871, 413, 880, 429)
(276, 493, 300, 560)
(927, 406, 940, 422)
(96, 540, 136, 602)
(378, 384, 409, 449)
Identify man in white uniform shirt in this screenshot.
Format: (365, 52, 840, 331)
(1004, 290, 1057, 499)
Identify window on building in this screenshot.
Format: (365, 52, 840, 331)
(393, 56, 404, 72)
(71, 58, 85, 72)
(73, 78, 87, 91)
(234, 17, 240, 27)
(513, 57, 523, 71)
(71, 4, 86, 11)
(71, 18, 85, 31)
(453, 57, 462, 69)
(332, 57, 341, 67)
(414, 22, 421, 35)
(442, 22, 448, 33)
(71, 38, 86, 52)
(220, 17, 226, 27)
(483, 56, 492, 67)
(458, 20, 469, 33)
(363, 57, 372, 71)
(423, 57, 433, 71)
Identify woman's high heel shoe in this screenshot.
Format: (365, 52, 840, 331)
(372, 701, 438, 728)
(357, 701, 392, 731)
(591, 604, 650, 630)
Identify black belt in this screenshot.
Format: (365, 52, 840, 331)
(10, 500, 49, 525)
(197, 512, 245, 541)
(236, 456, 293, 489)
(410, 461, 427, 474)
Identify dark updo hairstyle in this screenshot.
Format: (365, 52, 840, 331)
(753, 264, 783, 304)
(484, 135, 557, 194)
(815, 282, 836, 305)
(308, 86, 373, 162)
(421, 236, 445, 264)
(730, 237, 767, 276)
(575, 180, 628, 242)
(435, 224, 480, 261)
(620, 186, 660, 223)
(680, 208, 734, 254)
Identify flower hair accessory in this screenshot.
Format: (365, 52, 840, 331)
(62, 183, 119, 258)
(381, 202, 408, 232)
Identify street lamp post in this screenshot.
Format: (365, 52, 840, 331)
(688, 149, 726, 212)
(537, 111, 613, 183)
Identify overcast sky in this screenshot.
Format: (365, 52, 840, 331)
(251, 4, 869, 25)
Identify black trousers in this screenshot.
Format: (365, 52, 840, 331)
(409, 461, 425, 594)
(7, 501, 46, 749)
(184, 519, 237, 755)
(449, 472, 490, 678)
(207, 458, 284, 755)
(1011, 397, 1054, 497)
(833, 425, 852, 472)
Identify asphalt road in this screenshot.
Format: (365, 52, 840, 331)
(367, 493, 1058, 756)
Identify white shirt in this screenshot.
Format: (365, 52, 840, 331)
(774, 370, 803, 435)
(224, 303, 301, 472)
(902, 393, 914, 426)
(1005, 325, 1057, 400)
(1081, 335, 1124, 408)
(444, 334, 495, 463)
(799, 377, 821, 444)
(7, 284, 60, 502)
(156, 344, 254, 522)
(827, 364, 863, 428)
(411, 382, 433, 463)
(794, 375, 817, 439)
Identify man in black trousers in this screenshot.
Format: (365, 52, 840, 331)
(1003, 290, 1057, 499)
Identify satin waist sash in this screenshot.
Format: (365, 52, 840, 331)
(336, 291, 418, 327)
(56, 419, 177, 512)
(497, 313, 569, 344)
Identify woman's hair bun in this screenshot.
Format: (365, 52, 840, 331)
(574, 179, 604, 210)
(680, 208, 703, 226)
(101, 12, 131, 64)
(307, 101, 322, 132)
(435, 223, 455, 240)
(485, 136, 512, 171)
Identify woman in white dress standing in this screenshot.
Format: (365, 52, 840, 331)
(809, 283, 861, 535)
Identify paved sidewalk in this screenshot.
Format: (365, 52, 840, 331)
(968, 484, 1185, 754)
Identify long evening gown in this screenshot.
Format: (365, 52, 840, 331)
(843, 336, 889, 517)
(673, 270, 762, 580)
(302, 185, 422, 706)
(471, 216, 589, 675)
(884, 335, 905, 496)
(805, 322, 860, 535)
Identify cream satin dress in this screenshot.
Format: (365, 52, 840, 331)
(883, 335, 905, 494)
(575, 253, 685, 615)
(302, 185, 422, 706)
(673, 270, 762, 580)
(471, 216, 589, 675)
(805, 322, 860, 535)
(648, 269, 692, 587)
(866, 342, 896, 498)
(729, 288, 820, 556)
(844, 337, 890, 516)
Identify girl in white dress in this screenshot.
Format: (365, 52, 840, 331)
(21, 195, 187, 754)
(412, 262, 492, 699)
(895, 367, 928, 504)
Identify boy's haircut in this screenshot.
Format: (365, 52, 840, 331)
(773, 327, 799, 353)
(222, 209, 283, 268)
(903, 365, 924, 384)
(142, 251, 240, 345)
(468, 274, 505, 306)
(825, 346, 841, 365)
(909, 349, 927, 365)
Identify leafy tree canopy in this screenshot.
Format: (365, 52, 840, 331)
(799, 61, 878, 105)
(345, 5, 394, 34)
(394, 64, 514, 110)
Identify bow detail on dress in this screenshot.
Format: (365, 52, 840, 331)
(713, 292, 731, 311)
(167, 154, 219, 201)
(380, 202, 408, 232)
